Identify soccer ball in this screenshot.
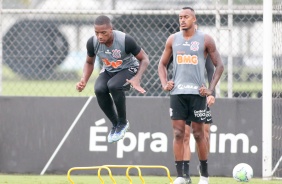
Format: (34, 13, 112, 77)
(232, 163, 253, 182)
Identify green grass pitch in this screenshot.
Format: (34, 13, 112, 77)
(1, 174, 281, 184)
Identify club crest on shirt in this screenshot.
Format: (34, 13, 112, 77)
(112, 49, 121, 58)
(190, 41, 199, 51)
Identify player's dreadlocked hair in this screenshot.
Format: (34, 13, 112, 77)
(94, 15, 112, 26)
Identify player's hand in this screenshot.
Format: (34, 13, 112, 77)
(199, 84, 213, 96)
(163, 80, 174, 91)
(207, 95, 215, 107)
(76, 78, 86, 92)
(126, 78, 146, 94)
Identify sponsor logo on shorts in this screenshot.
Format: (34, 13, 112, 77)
(206, 110, 211, 118)
(194, 109, 206, 118)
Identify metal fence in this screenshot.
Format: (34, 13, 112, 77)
(0, 0, 281, 98)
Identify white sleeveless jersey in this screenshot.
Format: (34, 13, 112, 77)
(170, 30, 206, 95)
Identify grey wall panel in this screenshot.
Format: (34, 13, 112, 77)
(0, 97, 89, 173)
(0, 97, 262, 177)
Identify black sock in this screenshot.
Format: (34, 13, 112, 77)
(200, 160, 209, 177)
(175, 161, 183, 177)
(183, 160, 190, 178)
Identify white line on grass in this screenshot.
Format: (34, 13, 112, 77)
(40, 96, 93, 175)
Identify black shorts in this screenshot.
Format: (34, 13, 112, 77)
(170, 94, 207, 123)
(186, 106, 213, 126)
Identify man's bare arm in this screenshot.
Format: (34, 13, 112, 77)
(76, 55, 95, 92)
(204, 35, 224, 95)
(158, 35, 174, 91)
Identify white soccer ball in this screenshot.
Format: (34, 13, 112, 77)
(232, 163, 253, 182)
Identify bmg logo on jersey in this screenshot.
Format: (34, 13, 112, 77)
(176, 54, 198, 65)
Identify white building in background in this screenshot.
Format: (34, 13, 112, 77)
(36, 0, 201, 10)
(37, 0, 104, 10)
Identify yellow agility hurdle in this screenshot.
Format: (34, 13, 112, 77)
(67, 165, 116, 184)
(127, 165, 173, 184)
(103, 165, 173, 184)
(67, 164, 173, 184)
(103, 165, 144, 184)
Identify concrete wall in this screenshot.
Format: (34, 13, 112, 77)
(0, 97, 262, 177)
